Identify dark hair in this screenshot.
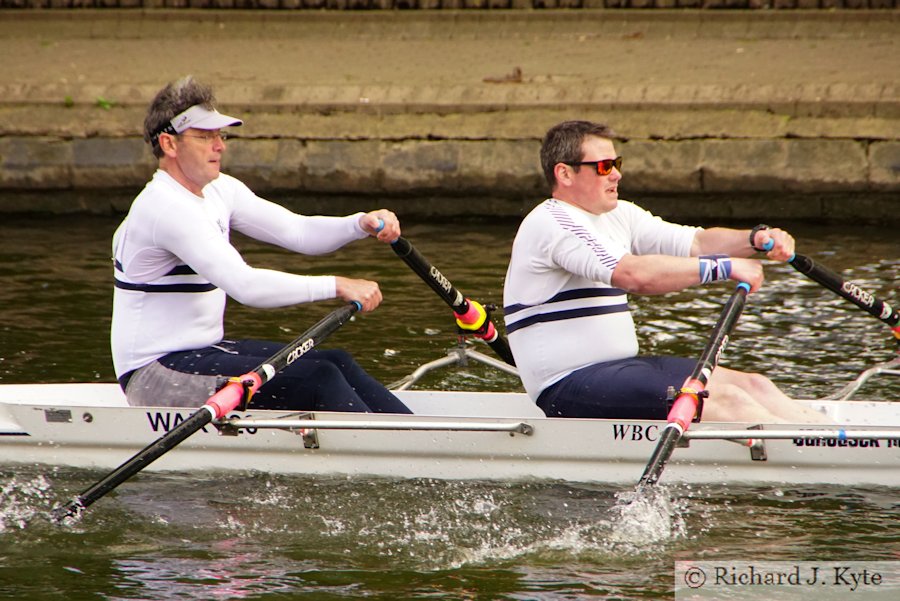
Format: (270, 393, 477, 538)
(540, 121, 616, 189)
(143, 76, 217, 158)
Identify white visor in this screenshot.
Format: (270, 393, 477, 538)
(169, 105, 243, 133)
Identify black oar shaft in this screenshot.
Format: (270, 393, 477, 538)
(790, 253, 899, 329)
(637, 283, 750, 489)
(56, 407, 217, 518)
(53, 303, 359, 521)
(257, 302, 360, 375)
(391, 237, 467, 311)
(638, 427, 682, 489)
(391, 237, 516, 366)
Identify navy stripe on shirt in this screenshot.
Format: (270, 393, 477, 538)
(505, 303, 630, 334)
(114, 260, 210, 292)
(114, 279, 218, 293)
(504, 287, 626, 316)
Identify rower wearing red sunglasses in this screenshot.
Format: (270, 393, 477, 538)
(503, 120, 827, 424)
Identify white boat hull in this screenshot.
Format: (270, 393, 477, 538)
(1, 383, 898, 487)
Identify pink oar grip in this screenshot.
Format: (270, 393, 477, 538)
(667, 377, 705, 431)
(205, 372, 263, 418)
(481, 320, 497, 341)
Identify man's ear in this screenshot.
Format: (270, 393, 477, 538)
(553, 162, 573, 189)
(158, 133, 178, 158)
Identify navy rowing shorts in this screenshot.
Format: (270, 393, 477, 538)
(536, 356, 696, 420)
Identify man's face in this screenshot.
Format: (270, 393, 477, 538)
(171, 128, 227, 194)
(561, 136, 622, 215)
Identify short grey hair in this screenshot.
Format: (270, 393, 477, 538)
(143, 76, 216, 158)
(540, 121, 616, 189)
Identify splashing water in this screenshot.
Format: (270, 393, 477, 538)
(202, 476, 694, 571)
(0, 475, 54, 531)
(605, 486, 688, 553)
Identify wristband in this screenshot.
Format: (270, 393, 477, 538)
(699, 254, 732, 284)
(749, 224, 771, 252)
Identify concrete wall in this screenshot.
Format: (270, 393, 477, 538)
(2, 1, 898, 8)
(1, 8, 898, 222)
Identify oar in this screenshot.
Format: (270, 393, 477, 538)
(52, 302, 361, 521)
(390, 236, 516, 366)
(636, 282, 751, 490)
(789, 253, 900, 343)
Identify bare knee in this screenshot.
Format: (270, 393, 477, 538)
(715, 368, 779, 399)
(740, 371, 778, 396)
(700, 384, 744, 420)
(701, 384, 779, 423)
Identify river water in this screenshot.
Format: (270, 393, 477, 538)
(0, 205, 898, 599)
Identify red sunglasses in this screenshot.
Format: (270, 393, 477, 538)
(567, 156, 623, 176)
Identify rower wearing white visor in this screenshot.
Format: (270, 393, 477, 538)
(111, 75, 411, 414)
(147, 104, 243, 149)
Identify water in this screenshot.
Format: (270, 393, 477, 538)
(1, 207, 898, 599)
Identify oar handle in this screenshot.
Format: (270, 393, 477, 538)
(390, 236, 516, 366)
(789, 253, 899, 337)
(391, 236, 467, 311)
(637, 282, 750, 488)
(52, 302, 360, 522)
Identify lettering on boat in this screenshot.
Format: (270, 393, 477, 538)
(612, 423, 659, 442)
(792, 437, 882, 448)
(146, 411, 210, 433)
(146, 412, 258, 435)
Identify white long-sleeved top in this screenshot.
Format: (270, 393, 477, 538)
(503, 198, 699, 400)
(111, 170, 368, 378)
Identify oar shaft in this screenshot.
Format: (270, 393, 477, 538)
(637, 425, 683, 489)
(667, 283, 750, 432)
(56, 406, 217, 516)
(790, 253, 899, 329)
(255, 302, 361, 381)
(391, 237, 516, 366)
(53, 303, 359, 521)
(391, 237, 466, 311)
(637, 283, 750, 489)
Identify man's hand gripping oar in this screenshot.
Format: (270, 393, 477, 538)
(636, 282, 751, 490)
(52, 302, 361, 522)
(389, 235, 515, 366)
(748, 227, 898, 345)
